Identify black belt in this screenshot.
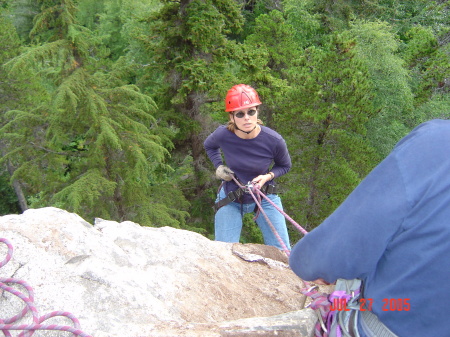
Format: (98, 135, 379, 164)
(213, 184, 277, 212)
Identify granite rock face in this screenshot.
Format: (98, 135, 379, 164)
(0, 207, 317, 337)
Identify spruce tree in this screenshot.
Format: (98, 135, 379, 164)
(0, 7, 26, 213)
(1, 0, 190, 227)
(275, 33, 379, 232)
(137, 0, 245, 234)
(346, 21, 414, 158)
(240, 10, 295, 127)
(401, 25, 450, 108)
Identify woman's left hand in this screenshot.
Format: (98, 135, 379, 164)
(252, 173, 273, 189)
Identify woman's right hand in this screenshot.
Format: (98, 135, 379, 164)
(216, 165, 234, 181)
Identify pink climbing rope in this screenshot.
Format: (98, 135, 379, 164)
(251, 184, 308, 236)
(236, 180, 291, 255)
(0, 238, 92, 337)
(231, 176, 308, 255)
(230, 177, 341, 337)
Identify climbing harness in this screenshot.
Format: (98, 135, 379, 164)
(0, 238, 92, 337)
(213, 179, 277, 212)
(213, 181, 245, 212)
(220, 176, 307, 255)
(215, 175, 396, 337)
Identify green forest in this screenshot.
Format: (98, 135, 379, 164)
(1, 0, 449, 245)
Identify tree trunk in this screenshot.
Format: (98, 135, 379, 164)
(6, 160, 28, 212)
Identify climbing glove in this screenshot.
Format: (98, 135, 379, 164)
(216, 165, 234, 181)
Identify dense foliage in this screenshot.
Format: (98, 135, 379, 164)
(1, 0, 449, 245)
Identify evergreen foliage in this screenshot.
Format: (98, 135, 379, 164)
(0, 0, 190, 228)
(0, 171, 19, 214)
(0, 0, 448, 240)
(275, 33, 379, 234)
(283, 0, 323, 47)
(0, 9, 22, 214)
(137, 0, 246, 233)
(346, 21, 414, 157)
(7, 0, 39, 42)
(401, 26, 450, 106)
(238, 10, 294, 126)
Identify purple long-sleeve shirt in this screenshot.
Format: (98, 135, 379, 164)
(204, 125, 291, 204)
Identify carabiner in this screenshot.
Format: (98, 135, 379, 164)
(244, 181, 254, 194)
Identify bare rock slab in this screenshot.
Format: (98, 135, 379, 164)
(0, 207, 315, 337)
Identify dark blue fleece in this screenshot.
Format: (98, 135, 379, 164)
(289, 119, 450, 337)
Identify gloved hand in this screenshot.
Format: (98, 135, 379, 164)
(215, 165, 234, 181)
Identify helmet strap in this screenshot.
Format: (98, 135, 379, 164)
(235, 124, 257, 135)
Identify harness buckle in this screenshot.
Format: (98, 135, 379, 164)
(244, 181, 255, 194)
(213, 187, 244, 212)
(229, 189, 241, 201)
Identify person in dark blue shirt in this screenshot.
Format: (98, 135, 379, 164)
(204, 84, 291, 250)
(289, 119, 450, 336)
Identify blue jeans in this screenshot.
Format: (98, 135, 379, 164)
(214, 187, 291, 250)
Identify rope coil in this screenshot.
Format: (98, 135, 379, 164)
(0, 237, 92, 337)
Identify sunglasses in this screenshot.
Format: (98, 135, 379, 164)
(233, 109, 257, 118)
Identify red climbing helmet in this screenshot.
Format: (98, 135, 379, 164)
(225, 84, 262, 112)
